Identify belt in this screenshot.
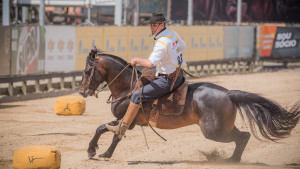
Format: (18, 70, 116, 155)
(158, 69, 182, 80)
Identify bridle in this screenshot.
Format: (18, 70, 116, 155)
(85, 67, 95, 91)
(83, 58, 200, 146)
(84, 63, 167, 145)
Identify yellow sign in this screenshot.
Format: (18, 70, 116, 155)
(75, 27, 104, 71)
(170, 26, 190, 61)
(207, 26, 224, 60)
(189, 26, 208, 61)
(103, 27, 128, 62)
(128, 26, 153, 61)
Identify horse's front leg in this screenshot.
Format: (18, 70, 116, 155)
(87, 120, 119, 158)
(98, 117, 137, 158)
(98, 134, 122, 158)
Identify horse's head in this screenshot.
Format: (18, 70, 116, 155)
(79, 47, 105, 98)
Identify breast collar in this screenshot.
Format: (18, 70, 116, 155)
(154, 27, 167, 40)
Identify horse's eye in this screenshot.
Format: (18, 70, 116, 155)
(85, 71, 90, 75)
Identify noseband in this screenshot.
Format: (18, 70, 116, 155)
(82, 66, 97, 96)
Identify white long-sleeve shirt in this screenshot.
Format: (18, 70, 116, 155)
(148, 28, 187, 75)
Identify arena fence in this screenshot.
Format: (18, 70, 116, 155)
(1, 25, 299, 97)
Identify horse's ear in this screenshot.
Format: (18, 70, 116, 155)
(89, 52, 92, 59)
(89, 46, 98, 59)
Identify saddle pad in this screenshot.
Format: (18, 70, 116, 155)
(157, 79, 188, 115)
(134, 68, 189, 116)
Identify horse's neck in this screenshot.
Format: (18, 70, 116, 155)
(106, 66, 134, 98)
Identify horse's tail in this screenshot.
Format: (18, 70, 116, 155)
(227, 90, 300, 142)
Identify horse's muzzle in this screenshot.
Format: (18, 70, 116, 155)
(79, 89, 90, 98)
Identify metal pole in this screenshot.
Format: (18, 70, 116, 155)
(167, 0, 171, 21)
(15, 6, 18, 23)
(137, 0, 139, 26)
(2, 0, 10, 26)
(237, 0, 242, 25)
(39, 0, 45, 25)
(114, 0, 122, 26)
(123, 0, 128, 25)
(88, 8, 91, 23)
(187, 0, 193, 26)
(22, 6, 28, 23)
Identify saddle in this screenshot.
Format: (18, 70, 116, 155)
(133, 69, 189, 117)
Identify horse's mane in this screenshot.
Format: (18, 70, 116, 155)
(86, 53, 141, 74)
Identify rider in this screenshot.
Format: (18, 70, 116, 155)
(106, 12, 188, 139)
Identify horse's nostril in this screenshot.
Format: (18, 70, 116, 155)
(79, 91, 83, 95)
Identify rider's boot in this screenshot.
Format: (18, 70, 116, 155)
(106, 102, 140, 139)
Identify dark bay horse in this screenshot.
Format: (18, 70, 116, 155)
(79, 52, 300, 162)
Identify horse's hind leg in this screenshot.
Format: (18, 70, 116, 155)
(87, 120, 119, 158)
(214, 126, 251, 162)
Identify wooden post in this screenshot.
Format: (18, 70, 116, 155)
(251, 61, 254, 72)
(225, 63, 229, 74)
(208, 64, 211, 74)
(48, 78, 52, 91)
(192, 66, 196, 75)
(71, 76, 76, 90)
(220, 64, 223, 74)
(231, 62, 235, 73)
(248, 61, 252, 72)
(237, 62, 241, 73)
(60, 77, 64, 89)
(243, 62, 246, 73)
(22, 81, 27, 95)
(8, 83, 13, 96)
(214, 64, 217, 74)
(35, 80, 40, 92)
(199, 65, 203, 75)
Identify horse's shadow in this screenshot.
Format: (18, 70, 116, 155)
(126, 160, 268, 166)
(88, 150, 300, 167)
(89, 158, 268, 166)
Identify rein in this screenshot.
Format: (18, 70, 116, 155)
(92, 64, 131, 99)
(87, 63, 199, 145)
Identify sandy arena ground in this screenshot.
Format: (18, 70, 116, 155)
(1, 68, 300, 169)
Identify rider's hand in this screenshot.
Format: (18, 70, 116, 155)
(131, 58, 139, 66)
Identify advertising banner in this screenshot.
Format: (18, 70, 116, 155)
(172, 0, 300, 23)
(223, 26, 238, 59)
(207, 26, 223, 60)
(238, 26, 254, 58)
(169, 26, 190, 61)
(45, 26, 76, 72)
(76, 27, 104, 71)
(260, 26, 300, 57)
(103, 27, 128, 62)
(189, 26, 207, 61)
(0, 26, 11, 76)
(270, 27, 300, 57)
(11, 26, 45, 75)
(128, 27, 153, 60)
(259, 26, 277, 57)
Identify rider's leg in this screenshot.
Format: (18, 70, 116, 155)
(106, 73, 184, 139)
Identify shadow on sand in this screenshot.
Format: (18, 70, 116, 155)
(127, 160, 268, 167)
(89, 149, 299, 168)
(0, 104, 24, 110)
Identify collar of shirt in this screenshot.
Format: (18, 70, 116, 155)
(154, 27, 166, 40)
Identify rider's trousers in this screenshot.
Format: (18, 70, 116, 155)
(131, 71, 184, 105)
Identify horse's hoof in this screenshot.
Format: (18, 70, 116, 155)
(223, 157, 240, 163)
(98, 152, 112, 158)
(88, 152, 96, 159)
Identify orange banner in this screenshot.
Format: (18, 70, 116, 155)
(259, 26, 277, 57)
